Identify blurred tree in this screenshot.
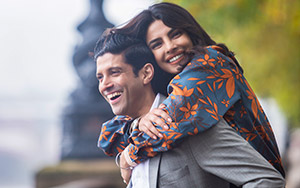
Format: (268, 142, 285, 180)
(163, 0, 300, 127)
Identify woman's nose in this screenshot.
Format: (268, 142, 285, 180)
(165, 40, 177, 54)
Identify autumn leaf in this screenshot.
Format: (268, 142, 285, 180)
(188, 77, 205, 85)
(241, 127, 250, 133)
(207, 83, 213, 92)
(180, 103, 198, 119)
(197, 54, 215, 66)
(188, 77, 200, 81)
(226, 77, 235, 98)
(180, 106, 189, 112)
(199, 98, 208, 105)
(205, 109, 214, 114)
(197, 87, 204, 95)
(100, 127, 110, 141)
(207, 96, 213, 106)
(171, 84, 194, 97)
(207, 75, 216, 79)
(205, 108, 219, 120)
(252, 100, 258, 119)
(173, 75, 181, 80)
(218, 81, 224, 89)
(220, 68, 233, 78)
(213, 103, 218, 114)
(197, 80, 206, 85)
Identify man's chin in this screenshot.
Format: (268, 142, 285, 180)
(111, 107, 126, 116)
(111, 106, 119, 116)
(112, 110, 121, 116)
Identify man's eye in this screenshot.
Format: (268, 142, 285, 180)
(97, 75, 103, 81)
(111, 70, 121, 75)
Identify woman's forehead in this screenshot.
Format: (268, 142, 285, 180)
(146, 20, 172, 41)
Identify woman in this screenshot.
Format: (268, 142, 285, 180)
(97, 2, 285, 185)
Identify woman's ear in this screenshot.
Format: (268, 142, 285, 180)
(140, 63, 154, 85)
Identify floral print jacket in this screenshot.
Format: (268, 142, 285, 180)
(98, 46, 285, 177)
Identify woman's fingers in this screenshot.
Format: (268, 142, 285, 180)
(139, 115, 163, 139)
(158, 103, 166, 109)
(137, 107, 173, 139)
(151, 108, 171, 129)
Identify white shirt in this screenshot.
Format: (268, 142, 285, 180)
(131, 93, 163, 188)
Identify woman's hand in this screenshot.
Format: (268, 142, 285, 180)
(138, 104, 172, 139)
(120, 152, 132, 184)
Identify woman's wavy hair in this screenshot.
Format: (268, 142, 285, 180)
(114, 2, 243, 73)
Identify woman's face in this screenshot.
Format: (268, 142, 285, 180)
(146, 20, 193, 74)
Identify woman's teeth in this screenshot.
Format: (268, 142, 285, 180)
(169, 54, 183, 63)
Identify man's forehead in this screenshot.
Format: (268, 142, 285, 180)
(97, 53, 125, 66)
(96, 52, 133, 72)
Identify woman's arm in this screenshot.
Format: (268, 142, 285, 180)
(98, 115, 134, 156)
(122, 48, 244, 164)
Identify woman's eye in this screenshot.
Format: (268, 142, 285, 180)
(172, 31, 182, 38)
(150, 42, 162, 50)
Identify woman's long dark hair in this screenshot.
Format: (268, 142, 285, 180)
(115, 2, 243, 74)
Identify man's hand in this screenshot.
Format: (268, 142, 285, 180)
(138, 104, 172, 139)
(120, 152, 132, 184)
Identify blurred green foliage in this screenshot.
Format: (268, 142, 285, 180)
(162, 0, 300, 127)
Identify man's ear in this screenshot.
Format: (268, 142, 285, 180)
(140, 63, 154, 85)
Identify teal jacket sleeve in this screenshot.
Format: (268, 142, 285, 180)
(98, 115, 133, 156)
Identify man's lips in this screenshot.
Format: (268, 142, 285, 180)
(107, 91, 122, 101)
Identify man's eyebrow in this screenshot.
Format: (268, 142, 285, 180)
(109, 67, 122, 71)
(96, 72, 102, 77)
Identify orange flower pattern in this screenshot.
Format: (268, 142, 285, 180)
(97, 115, 133, 156)
(98, 46, 285, 177)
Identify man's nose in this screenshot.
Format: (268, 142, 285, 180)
(99, 77, 113, 94)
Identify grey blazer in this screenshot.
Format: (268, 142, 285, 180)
(126, 95, 285, 188)
(148, 118, 285, 188)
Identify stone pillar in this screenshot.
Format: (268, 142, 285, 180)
(61, 0, 114, 160)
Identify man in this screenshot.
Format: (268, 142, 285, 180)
(95, 31, 285, 187)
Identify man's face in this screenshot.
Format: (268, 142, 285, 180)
(96, 53, 145, 117)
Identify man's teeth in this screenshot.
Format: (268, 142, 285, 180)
(107, 92, 122, 100)
(169, 54, 183, 63)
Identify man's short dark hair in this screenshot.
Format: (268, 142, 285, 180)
(94, 30, 173, 95)
(94, 30, 155, 76)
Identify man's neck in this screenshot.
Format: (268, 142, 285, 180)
(131, 90, 156, 119)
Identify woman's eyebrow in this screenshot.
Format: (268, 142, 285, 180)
(148, 28, 177, 46)
(148, 38, 160, 46)
(167, 28, 177, 36)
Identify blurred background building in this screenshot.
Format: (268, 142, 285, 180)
(0, 0, 155, 187)
(0, 0, 299, 187)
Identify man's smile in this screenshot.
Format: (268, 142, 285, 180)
(107, 91, 123, 104)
